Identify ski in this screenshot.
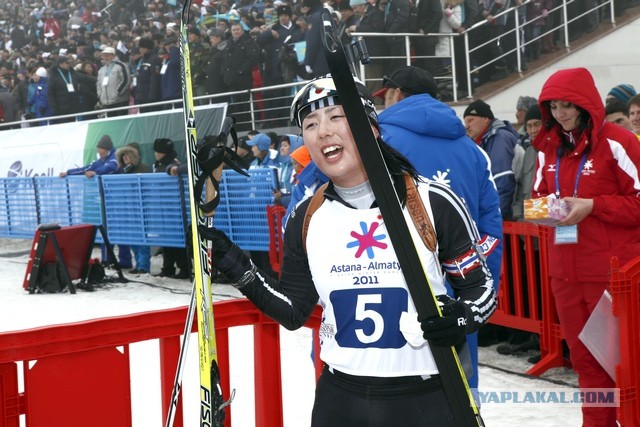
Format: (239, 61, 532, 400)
(165, 281, 196, 427)
(320, 12, 484, 427)
(178, 1, 235, 425)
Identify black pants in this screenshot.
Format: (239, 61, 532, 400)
(311, 366, 455, 427)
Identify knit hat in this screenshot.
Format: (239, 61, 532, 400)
(463, 99, 495, 120)
(524, 104, 542, 124)
(290, 145, 312, 168)
(607, 84, 637, 104)
(246, 133, 272, 151)
(153, 138, 175, 154)
(516, 95, 538, 112)
(373, 65, 437, 99)
(97, 135, 113, 150)
(35, 67, 48, 78)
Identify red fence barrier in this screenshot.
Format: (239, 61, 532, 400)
(493, 221, 569, 376)
(610, 255, 640, 427)
(3, 221, 639, 425)
(0, 300, 323, 427)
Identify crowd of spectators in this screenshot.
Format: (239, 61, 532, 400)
(0, 0, 636, 127)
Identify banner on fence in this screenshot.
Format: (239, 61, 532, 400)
(0, 104, 227, 178)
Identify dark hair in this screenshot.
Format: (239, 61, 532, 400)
(605, 98, 629, 116)
(628, 94, 640, 109)
(543, 101, 591, 156)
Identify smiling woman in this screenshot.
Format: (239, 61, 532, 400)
(205, 74, 497, 427)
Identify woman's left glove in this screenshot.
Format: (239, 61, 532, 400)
(209, 228, 255, 288)
(420, 295, 471, 347)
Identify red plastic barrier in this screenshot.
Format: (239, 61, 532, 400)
(492, 221, 569, 376)
(610, 255, 640, 427)
(0, 300, 323, 427)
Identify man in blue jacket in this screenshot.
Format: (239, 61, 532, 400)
(463, 99, 520, 220)
(376, 66, 503, 393)
(59, 134, 132, 269)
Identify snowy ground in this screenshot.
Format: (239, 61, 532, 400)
(0, 238, 582, 426)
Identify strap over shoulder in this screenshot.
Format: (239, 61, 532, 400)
(404, 174, 437, 252)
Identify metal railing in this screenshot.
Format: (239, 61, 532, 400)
(0, 0, 621, 132)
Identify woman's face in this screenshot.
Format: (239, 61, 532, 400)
(301, 105, 368, 188)
(550, 100, 581, 131)
(280, 140, 291, 157)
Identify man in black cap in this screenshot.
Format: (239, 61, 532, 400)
(133, 37, 162, 113)
(47, 55, 95, 123)
(372, 65, 438, 108)
(377, 66, 503, 394)
(256, 4, 304, 126)
(205, 28, 227, 97)
(464, 99, 520, 220)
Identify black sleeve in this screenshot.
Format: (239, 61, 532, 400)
(428, 182, 497, 332)
(239, 197, 319, 330)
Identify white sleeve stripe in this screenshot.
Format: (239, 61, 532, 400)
(256, 271, 293, 306)
(429, 183, 480, 241)
(532, 151, 546, 193)
(493, 170, 515, 179)
(607, 138, 640, 192)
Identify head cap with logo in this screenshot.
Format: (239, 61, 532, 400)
(290, 74, 377, 128)
(277, 5, 293, 16)
(372, 65, 437, 99)
(246, 133, 272, 152)
(97, 135, 113, 151)
(463, 99, 495, 121)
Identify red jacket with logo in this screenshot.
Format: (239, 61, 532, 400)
(532, 68, 640, 281)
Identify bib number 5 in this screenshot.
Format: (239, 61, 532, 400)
(330, 288, 408, 349)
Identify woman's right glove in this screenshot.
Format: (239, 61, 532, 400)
(209, 228, 255, 288)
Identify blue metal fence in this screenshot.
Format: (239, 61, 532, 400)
(0, 169, 276, 251)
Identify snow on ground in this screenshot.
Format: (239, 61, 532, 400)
(0, 238, 582, 426)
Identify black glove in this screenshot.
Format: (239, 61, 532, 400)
(209, 228, 253, 286)
(421, 295, 470, 347)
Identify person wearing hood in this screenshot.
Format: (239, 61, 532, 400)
(376, 65, 503, 393)
(532, 68, 640, 427)
(464, 99, 520, 220)
(116, 143, 152, 274)
(274, 134, 304, 206)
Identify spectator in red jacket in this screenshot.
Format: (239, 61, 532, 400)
(532, 67, 640, 427)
